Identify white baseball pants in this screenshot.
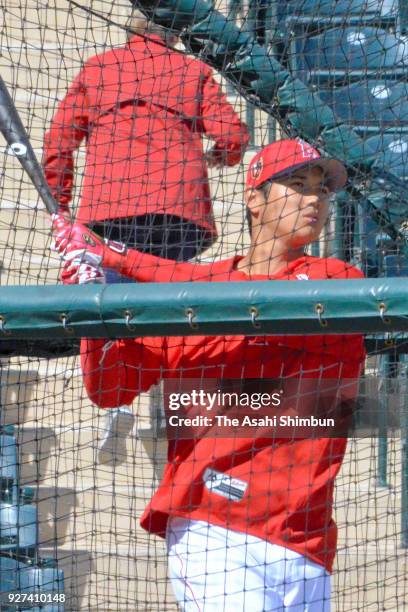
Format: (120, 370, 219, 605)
(166, 517, 330, 612)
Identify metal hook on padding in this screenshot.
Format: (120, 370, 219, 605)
(250, 306, 261, 329)
(379, 302, 390, 325)
(59, 313, 74, 334)
(124, 310, 136, 332)
(185, 308, 198, 330)
(315, 303, 328, 328)
(0, 315, 10, 335)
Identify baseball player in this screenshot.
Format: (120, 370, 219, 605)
(52, 139, 365, 611)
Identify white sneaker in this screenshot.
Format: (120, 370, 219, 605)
(97, 406, 135, 466)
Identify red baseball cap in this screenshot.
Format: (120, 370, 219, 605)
(246, 139, 347, 192)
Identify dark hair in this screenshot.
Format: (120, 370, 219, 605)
(126, 9, 176, 43)
(246, 182, 272, 235)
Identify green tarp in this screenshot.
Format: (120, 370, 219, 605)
(1, 280, 408, 338)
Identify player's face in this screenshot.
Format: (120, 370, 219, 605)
(250, 165, 331, 250)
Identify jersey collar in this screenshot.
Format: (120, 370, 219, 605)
(229, 255, 312, 280)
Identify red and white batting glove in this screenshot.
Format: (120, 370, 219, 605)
(51, 213, 105, 266)
(50, 213, 127, 267)
(61, 259, 106, 285)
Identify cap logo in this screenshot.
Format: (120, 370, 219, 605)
(297, 139, 320, 160)
(251, 157, 263, 180)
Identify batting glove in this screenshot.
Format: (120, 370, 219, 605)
(51, 213, 126, 267)
(61, 259, 106, 285)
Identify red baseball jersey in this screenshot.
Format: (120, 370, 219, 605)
(81, 254, 365, 572)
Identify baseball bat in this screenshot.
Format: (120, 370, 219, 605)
(0, 75, 58, 214)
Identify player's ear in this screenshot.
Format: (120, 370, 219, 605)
(245, 186, 265, 226)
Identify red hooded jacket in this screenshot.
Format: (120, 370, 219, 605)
(42, 34, 249, 233)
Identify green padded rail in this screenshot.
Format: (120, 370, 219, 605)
(0, 279, 408, 338)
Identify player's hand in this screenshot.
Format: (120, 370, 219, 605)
(51, 214, 127, 267)
(57, 207, 73, 222)
(51, 213, 103, 264)
(61, 259, 106, 285)
(204, 147, 227, 169)
(51, 213, 105, 266)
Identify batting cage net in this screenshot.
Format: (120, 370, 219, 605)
(1, 0, 408, 610)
